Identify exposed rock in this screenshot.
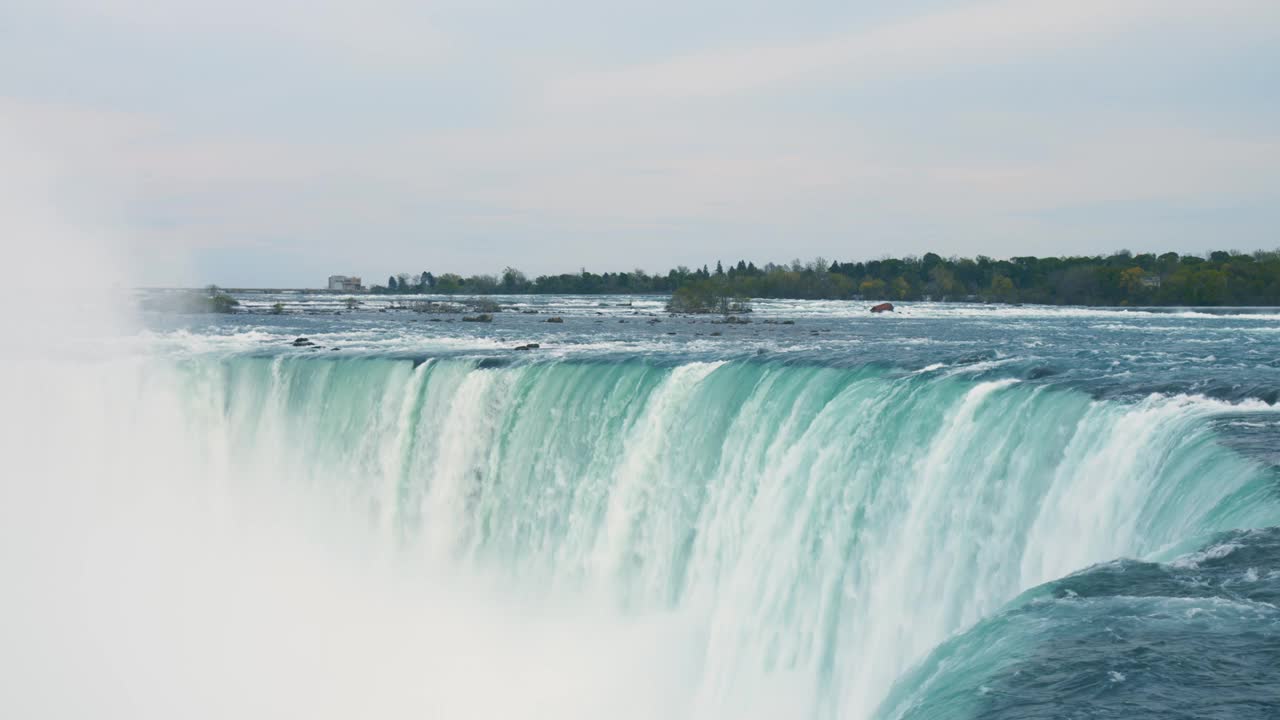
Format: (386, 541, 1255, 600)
(870, 302, 895, 313)
(409, 301, 466, 314)
(546, 316, 564, 323)
(462, 313, 493, 323)
(514, 343, 541, 351)
(291, 337, 315, 347)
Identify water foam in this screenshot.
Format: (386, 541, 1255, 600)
(37, 352, 1265, 719)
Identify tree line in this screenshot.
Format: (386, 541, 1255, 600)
(370, 250, 1280, 306)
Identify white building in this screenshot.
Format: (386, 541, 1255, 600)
(327, 275, 363, 292)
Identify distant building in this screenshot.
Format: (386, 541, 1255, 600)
(1140, 274, 1162, 289)
(328, 275, 363, 292)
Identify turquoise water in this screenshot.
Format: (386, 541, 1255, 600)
(8, 295, 1278, 718)
(192, 351, 1278, 718)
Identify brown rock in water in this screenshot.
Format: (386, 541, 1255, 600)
(870, 302, 895, 314)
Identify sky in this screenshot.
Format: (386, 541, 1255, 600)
(2, 0, 1278, 287)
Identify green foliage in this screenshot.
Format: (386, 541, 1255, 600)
(435, 273, 464, 294)
(270, 302, 285, 315)
(988, 274, 1015, 303)
(666, 283, 721, 313)
(859, 278, 886, 298)
(203, 286, 239, 314)
(142, 287, 239, 314)
(666, 281, 752, 314)
(361, 249, 1280, 306)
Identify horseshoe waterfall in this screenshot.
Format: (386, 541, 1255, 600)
(3, 297, 1278, 720)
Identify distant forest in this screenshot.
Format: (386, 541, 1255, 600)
(371, 250, 1280, 306)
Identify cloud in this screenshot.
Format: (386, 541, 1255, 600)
(16, 0, 452, 66)
(544, 0, 1279, 103)
(2, 0, 1278, 284)
(17, 94, 1272, 247)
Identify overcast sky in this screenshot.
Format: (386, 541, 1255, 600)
(3, 0, 1278, 287)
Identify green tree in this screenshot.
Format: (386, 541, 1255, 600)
(435, 273, 463, 294)
(207, 292, 239, 313)
(988, 273, 1015, 302)
(890, 276, 912, 299)
(501, 267, 528, 292)
(928, 266, 961, 298)
(360, 247, 1280, 306)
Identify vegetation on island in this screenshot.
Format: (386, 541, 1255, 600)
(197, 285, 243, 313)
(371, 250, 1280, 306)
(206, 291, 240, 313)
(666, 284, 753, 314)
(142, 285, 241, 313)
